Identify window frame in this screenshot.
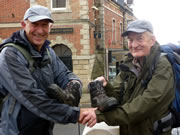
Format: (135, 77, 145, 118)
(51, 0, 67, 10)
(112, 19, 116, 42)
(120, 22, 123, 41)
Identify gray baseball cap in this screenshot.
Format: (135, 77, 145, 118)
(23, 5, 54, 23)
(122, 20, 153, 37)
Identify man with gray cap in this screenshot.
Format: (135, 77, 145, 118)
(79, 19, 174, 135)
(0, 5, 84, 135)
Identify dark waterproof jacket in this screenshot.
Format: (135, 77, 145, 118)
(96, 43, 175, 135)
(0, 30, 81, 135)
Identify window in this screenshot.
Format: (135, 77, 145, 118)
(52, 44, 73, 71)
(120, 22, 122, 34)
(120, 22, 123, 38)
(51, 0, 66, 10)
(112, 19, 116, 42)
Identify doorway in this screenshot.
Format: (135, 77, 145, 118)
(52, 44, 73, 71)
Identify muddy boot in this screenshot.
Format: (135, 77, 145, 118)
(47, 83, 79, 106)
(88, 80, 118, 112)
(65, 80, 82, 106)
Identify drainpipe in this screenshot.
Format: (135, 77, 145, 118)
(122, 8, 127, 49)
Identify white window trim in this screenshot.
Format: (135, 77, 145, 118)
(120, 21, 123, 35)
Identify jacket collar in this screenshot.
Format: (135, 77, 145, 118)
(2, 30, 51, 58)
(142, 42, 160, 72)
(121, 42, 160, 77)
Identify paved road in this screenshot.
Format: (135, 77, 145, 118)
(53, 123, 85, 135)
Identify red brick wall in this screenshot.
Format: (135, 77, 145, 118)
(0, 0, 95, 56)
(104, 2, 124, 49)
(0, 28, 21, 39)
(0, 0, 30, 23)
(88, 0, 95, 22)
(0, 0, 29, 39)
(48, 0, 95, 56)
(49, 24, 83, 55)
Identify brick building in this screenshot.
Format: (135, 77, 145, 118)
(92, 0, 135, 83)
(0, 0, 134, 92)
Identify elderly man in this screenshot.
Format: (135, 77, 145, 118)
(0, 5, 84, 135)
(80, 20, 175, 135)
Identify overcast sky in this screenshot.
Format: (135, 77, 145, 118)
(131, 0, 180, 45)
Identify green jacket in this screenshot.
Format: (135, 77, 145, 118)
(96, 43, 175, 135)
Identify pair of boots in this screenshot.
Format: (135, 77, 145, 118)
(47, 80, 118, 112)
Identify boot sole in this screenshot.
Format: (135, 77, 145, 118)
(100, 99, 119, 112)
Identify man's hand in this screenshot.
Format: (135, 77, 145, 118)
(95, 76, 107, 87)
(79, 108, 97, 127)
